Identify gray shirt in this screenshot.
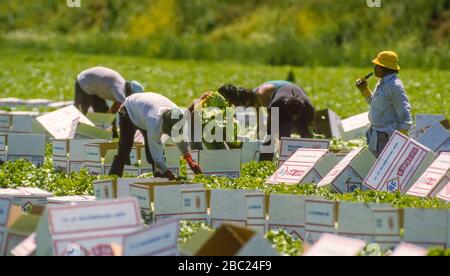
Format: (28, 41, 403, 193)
(123, 93, 189, 173)
(366, 74, 412, 135)
(77, 67, 127, 103)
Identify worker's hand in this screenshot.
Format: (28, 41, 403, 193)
(355, 78, 372, 98)
(399, 129, 409, 136)
(162, 170, 177, 181)
(184, 153, 203, 175)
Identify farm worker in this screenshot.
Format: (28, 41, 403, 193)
(108, 92, 203, 180)
(219, 81, 315, 160)
(75, 66, 144, 115)
(355, 51, 412, 157)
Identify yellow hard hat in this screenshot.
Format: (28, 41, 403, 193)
(372, 51, 401, 71)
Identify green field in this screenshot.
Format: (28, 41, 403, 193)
(1, 47, 449, 119)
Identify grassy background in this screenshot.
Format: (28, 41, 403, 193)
(0, 47, 448, 119)
(0, 0, 449, 68)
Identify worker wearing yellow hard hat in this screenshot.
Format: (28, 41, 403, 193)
(355, 51, 412, 157)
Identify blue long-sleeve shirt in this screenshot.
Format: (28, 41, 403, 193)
(366, 74, 412, 135)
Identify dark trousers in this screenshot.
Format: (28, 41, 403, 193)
(109, 107, 155, 177)
(75, 80, 118, 137)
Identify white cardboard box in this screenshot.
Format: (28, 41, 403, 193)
(279, 138, 330, 158)
(241, 140, 262, 164)
(406, 152, 450, 198)
(390, 242, 427, 256)
(372, 208, 402, 250)
(10, 111, 44, 134)
(210, 189, 249, 229)
(403, 208, 448, 249)
(364, 131, 436, 193)
(318, 147, 376, 193)
(199, 149, 241, 178)
(52, 139, 70, 173)
(415, 114, 446, 139)
(47, 198, 142, 256)
(436, 180, 450, 203)
(36, 105, 92, 139)
(268, 194, 306, 240)
(47, 196, 95, 206)
(0, 198, 12, 255)
(340, 112, 371, 141)
(68, 139, 107, 173)
(6, 133, 46, 167)
(418, 121, 450, 153)
(153, 184, 204, 222)
(0, 112, 11, 131)
(337, 201, 393, 244)
(267, 149, 338, 185)
(303, 234, 366, 256)
(304, 198, 337, 246)
(0, 133, 6, 163)
(122, 220, 179, 256)
(0, 188, 52, 212)
(245, 193, 267, 234)
(180, 188, 209, 224)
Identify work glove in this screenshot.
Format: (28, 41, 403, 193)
(163, 170, 177, 181)
(355, 78, 372, 98)
(184, 153, 203, 175)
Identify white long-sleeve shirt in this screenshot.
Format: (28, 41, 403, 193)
(123, 93, 189, 173)
(77, 66, 127, 103)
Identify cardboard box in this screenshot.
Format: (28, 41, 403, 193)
(267, 149, 338, 185)
(180, 188, 209, 224)
(337, 201, 393, 244)
(198, 149, 242, 178)
(278, 137, 330, 167)
(415, 114, 446, 139)
(403, 208, 448, 248)
(121, 220, 179, 256)
(245, 193, 267, 234)
(240, 140, 262, 164)
(103, 147, 140, 176)
(1, 206, 43, 256)
(372, 208, 402, 250)
(153, 184, 204, 222)
(314, 109, 342, 139)
(47, 196, 96, 206)
(318, 147, 376, 193)
(0, 188, 52, 212)
(68, 139, 107, 173)
(84, 141, 118, 175)
(47, 198, 142, 256)
(86, 112, 116, 130)
(75, 123, 113, 140)
(364, 131, 436, 193)
(7, 133, 46, 167)
(268, 194, 306, 240)
(0, 198, 13, 256)
(10, 232, 36, 257)
(10, 111, 45, 134)
(340, 112, 371, 141)
(406, 152, 450, 199)
(52, 139, 70, 173)
(194, 224, 278, 256)
(303, 234, 366, 256)
(179, 228, 215, 256)
(93, 178, 156, 200)
(436, 180, 450, 203)
(304, 198, 337, 246)
(418, 121, 450, 153)
(0, 133, 6, 163)
(210, 189, 249, 228)
(36, 105, 93, 139)
(0, 111, 11, 131)
(390, 242, 427, 256)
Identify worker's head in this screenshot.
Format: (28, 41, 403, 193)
(126, 81, 145, 96)
(218, 84, 255, 107)
(372, 51, 400, 78)
(162, 108, 185, 136)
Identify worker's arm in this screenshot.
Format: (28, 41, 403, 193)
(355, 78, 373, 104)
(188, 91, 212, 113)
(389, 80, 413, 134)
(110, 102, 122, 114)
